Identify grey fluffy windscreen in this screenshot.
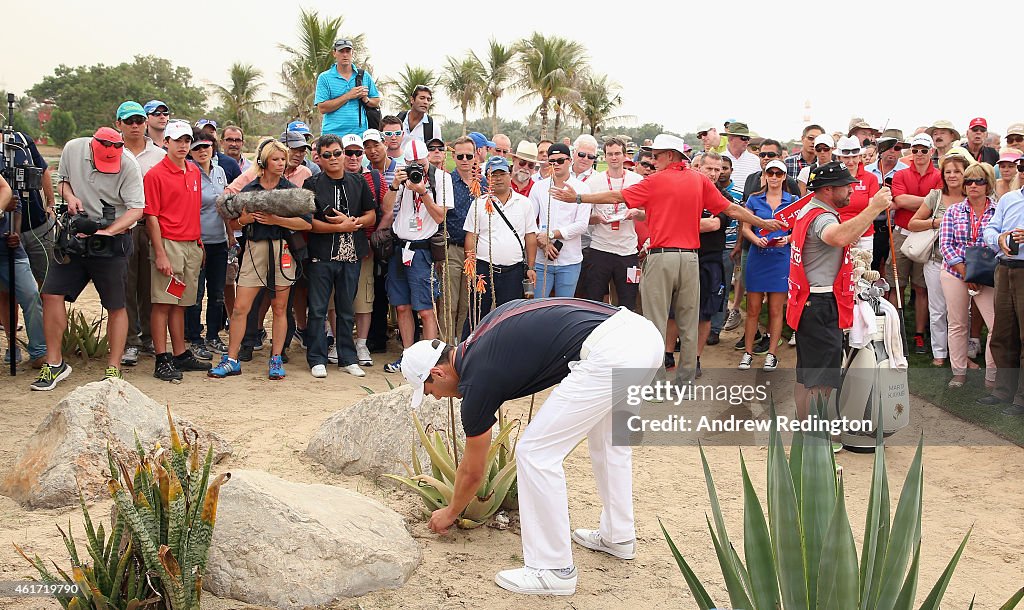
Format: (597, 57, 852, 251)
(215, 189, 316, 219)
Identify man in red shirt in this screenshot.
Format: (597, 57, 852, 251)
(144, 120, 209, 381)
(890, 132, 942, 353)
(552, 133, 782, 381)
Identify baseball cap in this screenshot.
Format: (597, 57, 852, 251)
(116, 101, 146, 121)
(334, 38, 354, 50)
(696, 122, 714, 135)
(143, 100, 169, 115)
(426, 136, 445, 147)
(834, 136, 863, 156)
(813, 133, 835, 149)
(362, 128, 383, 144)
(279, 131, 310, 149)
(90, 127, 124, 174)
(968, 117, 988, 130)
(765, 159, 787, 174)
(650, 133, 688, 157)
(998, 148, 1022, 164)
(547, 143, 571, 158)
(341, 134, 363, 149)
(401, 340, 448, 409)
(468, 132, 496, 149)
(403, 140, 428, 162)
(164, 120, 193, 141)
(909, 133, 934, 149)
(195, 118, 218, 130)
(807, 161, 858, 190)
(287, 120, 311, 135)
(485, 156, 510, 173)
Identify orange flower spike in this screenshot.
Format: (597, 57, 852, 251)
(475, 275, 487, 293)
(463, 252, 476, 277)
(484, 196, 495, 215)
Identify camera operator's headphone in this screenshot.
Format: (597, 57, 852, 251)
(255, 138, 272, 169)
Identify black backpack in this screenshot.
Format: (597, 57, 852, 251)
(355, 69, 382, 130)
(397, 110, 436, 142)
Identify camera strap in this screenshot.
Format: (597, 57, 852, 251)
(489, 195, 527, 278)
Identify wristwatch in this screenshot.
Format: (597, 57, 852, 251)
(575, 194, 583, 204)
(388, 185, 400, 192)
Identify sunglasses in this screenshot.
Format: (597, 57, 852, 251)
(549, 157, 570, 165)
(516, 159, 535, 168)
(148, 111, 170, 117)
(382, 131, 403, 137)
(318, 150, 344, 159)
(697, 131, 709, 139)
(94, 138, 124, 149)
(970, 126, 987, 133)
(494, 148, 511, 155)
(455, 153, 474, 161)
(120, 116, 146, 126)
(911, 147, 930, 155)
(191, 143, 213, 150)
(223, 137, 243, 143)
(893, 145, 907, 151)
(1008, 135, 1024, 144)
(577, 152, 598, 160)
(838, 148, 861, 156)
(814, 145, 833, 153)
(427, 145, 445, 152)
(765, 169, 786, 177)
(963, 178, 988, 186)
(640, 161, 656, 170)
(758, 151, 779, 159)
(738, 136, 751, 142)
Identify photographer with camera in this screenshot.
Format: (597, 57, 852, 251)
(2, 126, 55, 286)
(31, 127, 145, 391)
(0, 178, 46, 367)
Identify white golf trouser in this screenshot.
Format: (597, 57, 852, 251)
(516, 308, 663, 569)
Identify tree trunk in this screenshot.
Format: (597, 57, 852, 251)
(553, 108, 562, 142)
(461, 104, 468, 136)
(490, 99, 499, 137)
(539, 98, 550, 140)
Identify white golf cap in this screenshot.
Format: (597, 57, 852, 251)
(650, 133, 688, 157)
(401, 340, 448, 409)
(362, 128, 383, 143)
(164, 120, 192, 141)
(403, 140, 428, 162)
(341, 134, 363, 149)
(813, 133, 835, 148)
(765, 159, 787, 173)
(834, 136, 863, 156)
(909, 133, 934, 149)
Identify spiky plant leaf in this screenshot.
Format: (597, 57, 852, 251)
(815, 477, 858, 609)
(917, 527, 972, 610)
(658, 518, 717, 609)
(872, 437, 925, 609)
(768, 407, 807, 609)
(740, 451, 780, 608)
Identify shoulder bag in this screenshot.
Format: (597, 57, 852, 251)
(900, 189, 941, 264)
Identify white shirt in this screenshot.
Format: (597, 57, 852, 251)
(463, 191, 538, 266)
(723, 149, 760, 195)
(393, 170, 455, 240)
(571, 166, 596, 183)
(588, 169, 644, 256)
(529, 176, 590, 266)
(402, 113, 435, 147)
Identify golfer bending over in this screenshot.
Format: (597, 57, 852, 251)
(402, 297, 662, 596)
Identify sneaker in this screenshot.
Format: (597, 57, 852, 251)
(695, 357, 702, 379)
(832, 441, 844, 453)
(571, 529, 636, 560)
(206, 338, 228, 354)
(121, 345, 140, 366)
(356, 343, 373, 366)
(764, 353, 779, 371)
(293, 327, 306, 350)
(494, 566, 577, 596)
(4, 347, 22, 364)
(664, 352, 676, 371)
(190, 342, 213, 361)
(735, 331, 762, 350)
(967, 337, 980, 359)
(30, 361, 72, 391)
(341, 363, 366, 377)
(268, 355, 286, 380)
(103, 366, 123, 381)
(139, 341, 156, 356)
(384, 357, 403, 373)
(788, 333, 797, 347)
(738, 352, 753, 370)
(753, 333, 771, 355)
(310, 364, 327, 378)
(154, 353, 183, 382)
(173, 350, 212, 372)
(328, 345, 339, 364)
(238, 344, 254, 362)
(706, 332, 720, 346)
(254, 328, 267, 351)
(208, 354, 241, 378)
(913, 334, 927, 355)
(724, 308, 742, 331)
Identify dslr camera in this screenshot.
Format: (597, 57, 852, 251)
(55, 200, 118, 259)
(405, 162, 425, 184)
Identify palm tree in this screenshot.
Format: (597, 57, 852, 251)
(476, 40, 516, 136)
(570, 74, 631, 136)
(514, 33, 588, 140)
(278, 8, 369, 133)
(209, 63, 266, 133)
(441, 54, 484, 136)
(378, 65, 440, 116)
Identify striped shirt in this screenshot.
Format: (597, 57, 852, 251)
(939, 197, 996, 279)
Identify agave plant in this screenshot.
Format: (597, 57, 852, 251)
(661, 400, 1024, 610)
(62, 307, 109, 361)
(385, 411, 518, 528)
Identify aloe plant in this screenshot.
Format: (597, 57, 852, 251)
(385, 411, 519, 528)
(661, 399, 1024, 610)
(62, 307, 109, 361)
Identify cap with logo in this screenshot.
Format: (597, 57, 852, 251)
(513, 141, 539, 163)
(546, 143, 571, 158)
(403, 140, 428, 162)
(91, 127, 125, 174)
(834, 136, 863, 157)
(143, 100, 169, 115)
(968, 117, 988, 130)
(813, 133, 835, 149)
(195, 118, 218, 130)
(485, 156, 511, 173)
(807, 161, 859, 190)
(116, 101, 146, 121)
(765, 159, 788, 174)
(341, 134, 363, 149)
(925, 120, 961, 141)
(401, 340, 448, 409)
(362, 128, 383, 144)
(165, 120, 193, 141)
(279, 131, 310, 149)
(287, 120, 311, 135)
(909, 133, 934, 149)
(468, 132, 496, 149)
(334, 39, 354, 50)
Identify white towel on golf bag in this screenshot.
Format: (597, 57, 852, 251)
(878, 298, 908, 370)
(849, 300, 876, 349)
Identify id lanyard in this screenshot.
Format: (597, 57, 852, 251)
(607, 173, 624, 230)
(409, 191, 424, 232)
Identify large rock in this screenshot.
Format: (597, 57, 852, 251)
(204, 469, 420, 608)
(1, 379, 231, 508)
(306, 385, 465, 478)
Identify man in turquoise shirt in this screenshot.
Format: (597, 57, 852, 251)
(315, 39, 382, 137)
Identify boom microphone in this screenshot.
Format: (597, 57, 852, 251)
(216, 188, 315, 220)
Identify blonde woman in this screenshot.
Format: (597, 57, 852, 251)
(209, 140, 312, 380)
(938, 162, 998, 388)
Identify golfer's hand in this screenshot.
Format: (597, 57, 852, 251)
(551, 185, 577, 203)
(870, 187, 893, 211)
(428, 507, 457, 534)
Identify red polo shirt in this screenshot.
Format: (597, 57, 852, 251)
(622, 163, 729, 249)
(839, 163, 879, 236)
(143, 156, 202, 241)
(891, 163, 941, 229)
(511, 178, 534, 197)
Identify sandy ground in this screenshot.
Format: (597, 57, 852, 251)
(1, 287, 1021, 609)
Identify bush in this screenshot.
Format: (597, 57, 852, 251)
(48, 109, 77, 146)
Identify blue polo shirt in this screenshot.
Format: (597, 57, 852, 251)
(448, 170, 487, 245)
(315, 64, 380, 137)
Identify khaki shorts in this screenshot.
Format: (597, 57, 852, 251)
(149, 238, 202, 306)
(238, 239, 296, 290)
(354, 255, 374, 314)
(886, 230, 926, 289)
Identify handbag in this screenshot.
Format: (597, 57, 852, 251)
(900, 190, 940, 264)
(370, 227, 395, 261)
(964, 245, 996, 287)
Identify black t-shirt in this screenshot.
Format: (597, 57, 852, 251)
(302, 171, 376, 261)
(698, 210, 729, 255)
(455, 298, 618, 437)
(240, 178, 310, 241)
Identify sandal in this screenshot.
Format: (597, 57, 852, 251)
(932, 358, 946, 367)
(948, 375, 966, 388)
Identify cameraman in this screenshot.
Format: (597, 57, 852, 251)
(31, 127, 145, 391)
(2, 129, 56, 285)
(1, 179, 46, 367)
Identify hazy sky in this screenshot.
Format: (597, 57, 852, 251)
(6, 1, 1021, 140)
